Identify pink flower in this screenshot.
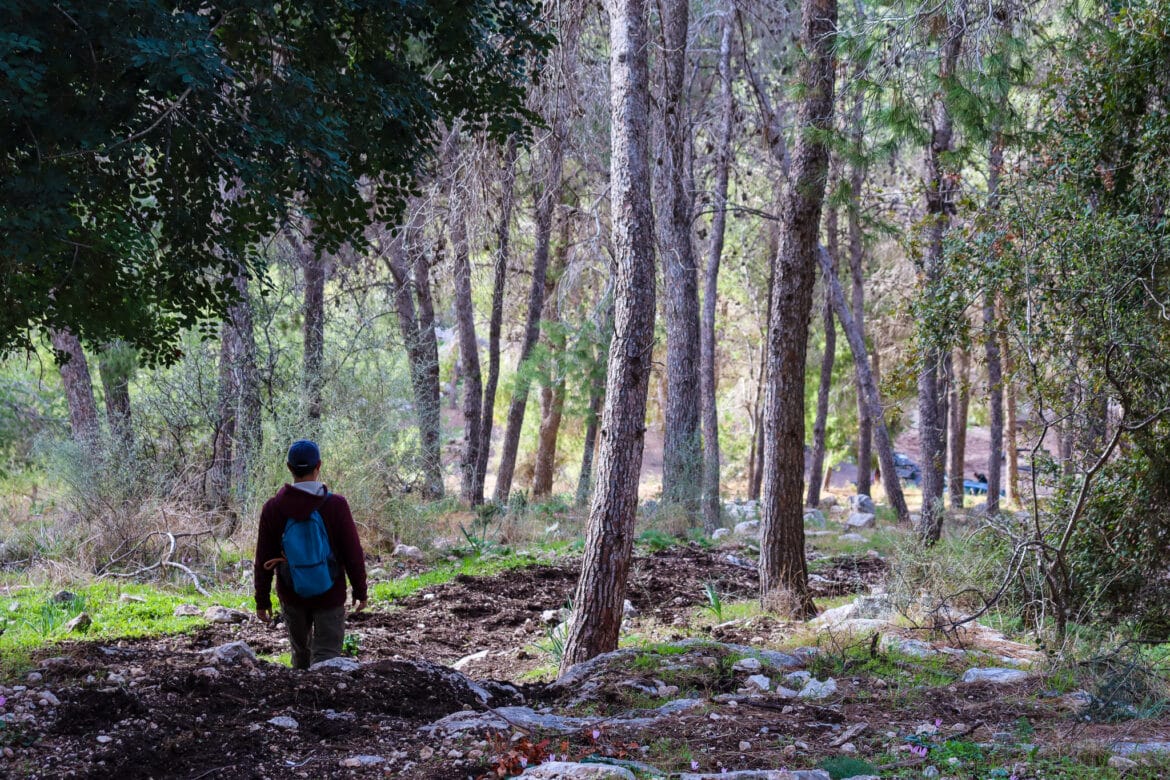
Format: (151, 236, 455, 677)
(591, 729, 600, 740)
(691, 761, 699, 770)
(0, 696, 6, 707)
(519, 757, 528, 768)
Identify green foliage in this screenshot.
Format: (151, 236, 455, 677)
(342, 632, 362, 658)
(636, 529, 676, 553)
(701, 582, 724, 621)
(0, 0, 552, 361)
(817, 756, 876, 780)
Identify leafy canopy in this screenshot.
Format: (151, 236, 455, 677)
(0, 0, 552, 363)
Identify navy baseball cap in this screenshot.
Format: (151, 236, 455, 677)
(286, 439, 321, 470)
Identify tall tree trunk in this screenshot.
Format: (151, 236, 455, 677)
(1002, 327, 1020, 506)
(386, 211, 445, 499)
(848, 122, 872, 497)
(211, 321, 241, 509)
(532, 382, 565, 498)
(948, 349, 970, 509)
(493, 136, 566, 504)
(983, 135, 1005, 514)
(656, 0, 702, 513)
(232, 273, 261, 494)
(98, 342, 133, 447)
(414, 235, 444, 498)
(700, 2, 735, 531)
(758, 0, 837, 619)
(560, 0, 655, 671)
(448, 142, 485, 505)
(49, 329, 100, 446)
(807, 204, 837, 508)
(301, 242, 327, 429)
(817, 247, 910, 524)
(748, 253, 776, 503)
(917, 3, 966, 545)
(476, 140, 518, 495)
(576, 390, 603, 507)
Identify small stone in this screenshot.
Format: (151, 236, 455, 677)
(733, 519, 761, 537)
(923, 766, 940, 778)
(173, 604, 203, 617)
(392, 543, 425, 560)
(961, 668, 1028, 685)
(845, 512, 876, 529)
(96, 735, 113, 744)
(849, 494, 877, 514)
(309, 657, 361, 673)
(623, 600, 638, 617)
(419, 746, 434, 760)
(25, 672, 41, 684)
(423, 593, 436, 601)
(839, 742, 856, 753)
(838, 533, 867, 542)
(203, 606, 248, 624)
(739, 741, 751, 751)
(39, 691, 59, 706)
(1108, 756, 1139, 770)
(64, 613, 91, 632)
(732, 657, 762, 672)
(804, 509, 827, 527)
(798, 677, 838, 700)
(118, 594, 146, 603)
(711, 528, 731, 540)
(199, 641, 256, 664)
(51, 590, 78, 604)
(339, 755, 385, 768)
(745, 674, 771, 691)
(268, 716, 298, 729)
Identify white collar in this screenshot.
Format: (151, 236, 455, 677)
(291, 480, 326, 496)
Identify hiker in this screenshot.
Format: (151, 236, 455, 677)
(254, 439, 368, 669)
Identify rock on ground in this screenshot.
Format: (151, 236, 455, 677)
(679, 770, 831, 780)
(711, 528, 731, 540)
(734, 520, 761, 537)
(520, 762, 636, 779)
(961, 668, 1028, 684)
(310, 657, 361, 672)
(849, 494, 876, 514)
(392, 543, 424, 560)
(203, 606, 249, 624)
(845, 512, 876, 529)
(199, 641, 257, 664)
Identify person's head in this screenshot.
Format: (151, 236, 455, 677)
(286, 439, 321, 481)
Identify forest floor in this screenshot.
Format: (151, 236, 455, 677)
(2, 522, 1170, 780)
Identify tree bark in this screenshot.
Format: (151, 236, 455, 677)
(493, 135, 566, 504)
(414, 235, 444, 497)
(807, 205, 837, 509)
(848, 121, 872, 497)
(301, 242, 327, 429)
(656, 0, 702, 513)
(98, 343, 133, 448)
(817, 246, 911, 524)
(758, 0, 837, 619)
(948, 349, 970, 509)
(983, 136, 1005, 513)
(748, 252, 775, 503)
(560, 0, 655, 671)
(232, 273, 262, 493)
(1002, 327, 1020, 506)
(700, 2, 735, 532)
(476, 140, 518, 495)
(50, 328, 100, 446)
(916, 3, 966, 545)
(532, 382, 565, 498)
(448, 140, 485, 505)
(576, 390, 603, 507)
(211, 320, 241, 510)
(385, 210, 445, 499)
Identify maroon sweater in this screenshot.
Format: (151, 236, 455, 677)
(254, 484, 368, 611)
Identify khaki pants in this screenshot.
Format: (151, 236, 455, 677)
(280, 601, 345, 670)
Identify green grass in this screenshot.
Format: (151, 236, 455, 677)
(369, 550, 539, 603)
(0, 580, 251, 678)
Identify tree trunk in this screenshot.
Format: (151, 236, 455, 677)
(532, 382, 565, 498)
(476, 140, 518, 495)
(656, 0, 702, 514)
(385, 210, 444, 499)
(817, 246, 911, 524)
(983, 137, 1005, 514)
(560, 0, 655, 671)
(848, 120, 871, 497)
(748, 255, 775, 503)
(232, 273, 261, 494)
(916, 3, 966, 545)
(98, 343, 133, 448)
(493, 135, 566, 504)
(415, 236, 444, 497)
(448, 141, 485, 506)
(807, 205, 837, 508)
(211, 320, 241, 510)
(49, 328, 100, 446)
(758, 0, 837, 619)
(1002, 327, 1020, 506)
(301, 242, 327, 429)
(947, 349, 970, 509)
(576, 390, 603, 507)
(700, 3, 735, 532)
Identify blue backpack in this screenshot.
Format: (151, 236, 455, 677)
(280, 492, 340, 597)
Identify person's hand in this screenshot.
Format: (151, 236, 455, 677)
(352, 599, 367, 613)
(257, 608, 272, 623)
